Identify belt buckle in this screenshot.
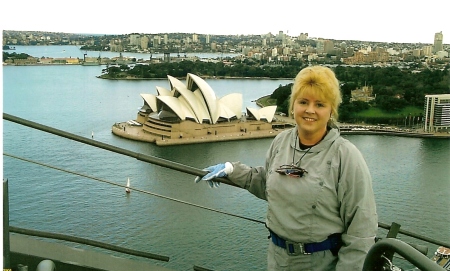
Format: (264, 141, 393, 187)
(285, 241, 310, 256)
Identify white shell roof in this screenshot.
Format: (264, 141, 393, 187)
(259, 106, 277, 122)
(193, 89, 213, 123)
(140, 94, 157, 112)
(219, 93, 243, 119)
(156, 86, 172, 96)
(177, 96, 198, 120)
(156, 96, 186, 119)
(246, 108, 259, 120)
(157, 95, 198, 121)
(139, 73, 276, 124)
(246, 105, 277, 123)
(187, 73, 219, 123)
(167, 75, 210, 124)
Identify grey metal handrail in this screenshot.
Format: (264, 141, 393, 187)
(378, 221, 450, 248)
(363, 238, 445, 271)
(9, 226, 170, 262)
(3, 179, 11, 268)
(3, 113, 237, 187)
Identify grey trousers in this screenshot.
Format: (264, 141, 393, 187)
(267, 241, 338, 271)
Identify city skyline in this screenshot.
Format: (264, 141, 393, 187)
(0, 0, 448, 44)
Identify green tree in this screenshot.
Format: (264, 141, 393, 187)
(376, 95, 408, 112)
(271, 84, 292, 109)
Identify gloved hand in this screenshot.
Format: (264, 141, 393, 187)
(195, 162, 233, 188)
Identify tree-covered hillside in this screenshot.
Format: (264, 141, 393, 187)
(100, 59, 306, 79)
(270, 65, 449, 124)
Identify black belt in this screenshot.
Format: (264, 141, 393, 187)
(269, 230, 342, 256)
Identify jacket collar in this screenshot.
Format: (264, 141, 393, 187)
(290, 126, 340, 153)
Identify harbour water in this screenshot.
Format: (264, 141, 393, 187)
(2, 56, 450, 270)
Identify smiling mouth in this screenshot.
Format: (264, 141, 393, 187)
(303, 117, 316, 122)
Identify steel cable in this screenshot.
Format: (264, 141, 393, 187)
(3, 152, 265, 225)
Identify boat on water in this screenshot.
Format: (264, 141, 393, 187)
(432, 247, 450, 270)
(405, 247, 450, 271)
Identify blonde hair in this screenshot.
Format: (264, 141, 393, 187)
(289, 66, 342, 125)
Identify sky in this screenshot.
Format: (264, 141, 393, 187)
(1, 0, 449, 44)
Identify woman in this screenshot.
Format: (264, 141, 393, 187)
(196, 66, 378, 270)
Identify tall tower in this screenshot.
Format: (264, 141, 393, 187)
(433, 31, 443, 53)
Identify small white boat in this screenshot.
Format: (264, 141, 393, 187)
(125, 177, 131, 193)
(432, 246, 450, 270)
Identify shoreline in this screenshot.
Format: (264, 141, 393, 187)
(96, 75, 290, 80)
(3, 64, 290, 80)
(340, 130, 449, 138)
(112, 117, 449, 146)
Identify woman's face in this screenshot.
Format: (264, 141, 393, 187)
(293, 92, 332, 139)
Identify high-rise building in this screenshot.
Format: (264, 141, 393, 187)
(298, 33, 308, 41)
(422, 45, 433, 56)
(153, 36, 161, 46)
(140, 36, 149, 50)
(423, 94, 450, 132)
(271, 48, 278, 57)
(277, 31, 284, 41)
(433, 31, 443, 53)
(109, 39, 123, 52)
(129, 34, 140, 46)
(316, 40, 324, 54)
(324, 40, 334, 54)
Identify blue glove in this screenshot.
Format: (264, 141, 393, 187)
(195, 162, 233, 188)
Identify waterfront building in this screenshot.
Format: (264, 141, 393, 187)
(113, 73, 283, 145)
(109, 39, 123, 52)
(4, 56, 38, 65)
(129, 34, 140, 46)
(153, 36, 161, 46)
(54, 57, 80, 64)
(141, 36, 149, 50)
(423, 94, 450, 132)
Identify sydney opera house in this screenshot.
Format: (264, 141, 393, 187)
(112, 73, 293, 145)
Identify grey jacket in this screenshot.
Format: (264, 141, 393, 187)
(227, 127, 378, 270)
